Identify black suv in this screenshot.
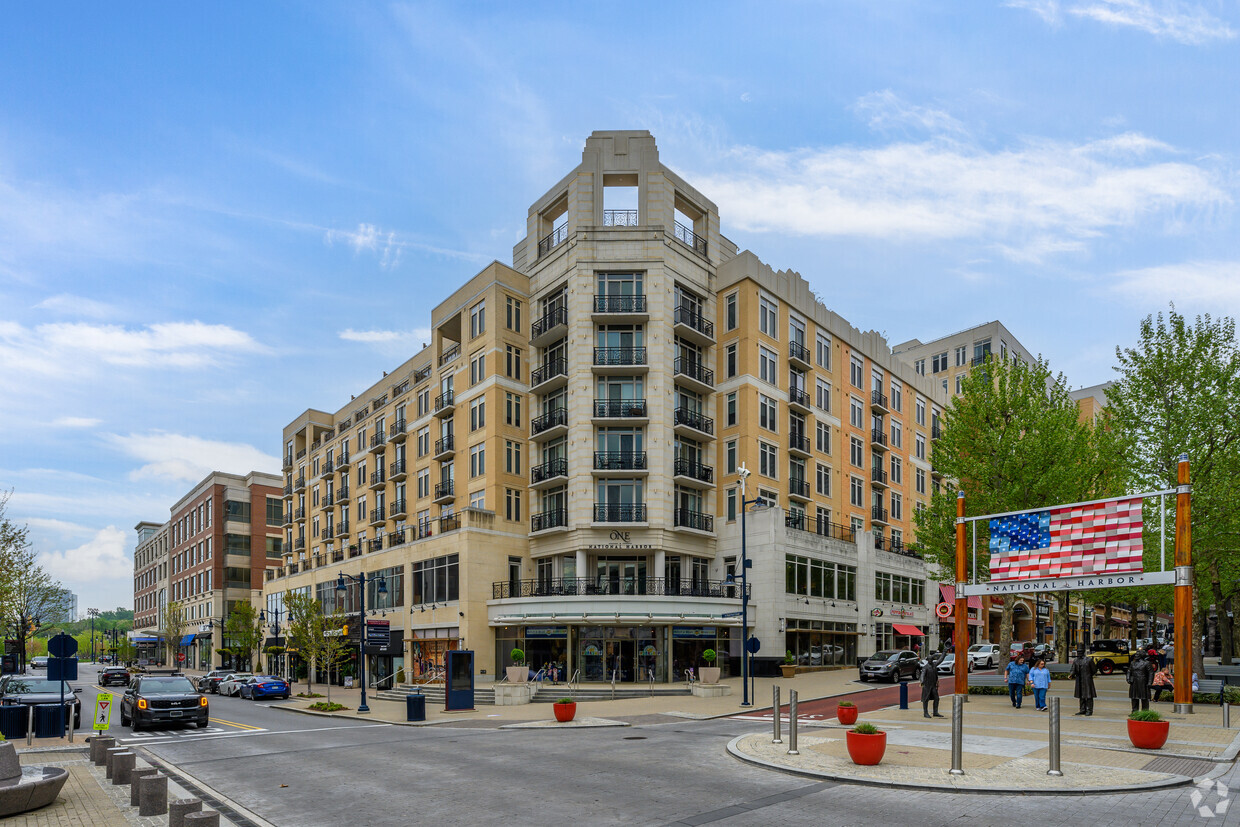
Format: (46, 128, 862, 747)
(99, 667, 130, 687)
(198, 669, 232, 694)
(0, 675, 82, 728)
(858, 650, 922, 683)
(120, 675, 209, 731)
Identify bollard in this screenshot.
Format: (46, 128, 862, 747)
(130, 768, 158, 806)
(899, 680, 909, 710)
(1047, 696, 1063, 777)
(169, 798, 204, 827)
(787, 690, 800, 756)
(184, 809, 221, 827)
(91, 735, 115, 765)
(1225, 702, 1231, 729)
(65, 701, 75, 743)
(105, 746, 127, 779)
(772, 685, 782, 744)
(112, 751, 136, 786)
(138, 772, 168, 817)
(26, 705, 34, 746)
(949, 694, 965, 775)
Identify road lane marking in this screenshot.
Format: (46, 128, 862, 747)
(127, 722, 392, 746)
(205, 717, 264, 731)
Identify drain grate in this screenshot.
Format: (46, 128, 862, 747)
(1141, 755, 1217, 777)
(624, 736, 647, 740)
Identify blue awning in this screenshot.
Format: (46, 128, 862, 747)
(179, 634, 196, 646)
(132, 637, 158, 643)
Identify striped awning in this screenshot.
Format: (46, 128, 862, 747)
(939, 584, 983, 610)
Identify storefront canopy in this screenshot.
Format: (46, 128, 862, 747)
(178, 634, 196, 646)
(938, 584, 983, 610)
(893, 624, 924, 636)
(132, 637, 158, 643)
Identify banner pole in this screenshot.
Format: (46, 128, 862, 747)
(1173, 453, 1193, 714)
(954, 491, 968, 698)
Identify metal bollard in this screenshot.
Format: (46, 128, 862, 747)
(949, 694, 965, 775)
(787, 690, 800, 756)
(772, 685, 782, 744)
(138, 772, 168, 817)
(184, 809, 221, 827)
(169, 798, 204, 827)
(26, 705, 34, 746)
(1224, 702, 1231, 729)
(899, 680, 909, 710)
(130, 768, 158, 806)
(1047, 696, 1063, 776)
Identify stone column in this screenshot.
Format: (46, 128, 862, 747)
(105, 746, 127, 778)
(129, 768, 158, 806)
(184, 810, 220, 827)
(169, 799, 203, 827)
(138, 772, 168, 816)
(111, 751, 135, 785)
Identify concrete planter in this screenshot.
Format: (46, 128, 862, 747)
(780, 665, 797, 679)
(699, 667, 721, 685)
(506, 666, 528, 683)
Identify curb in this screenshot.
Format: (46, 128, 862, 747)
(270, 703, 451, 727)
(725, 734, 1195, 796)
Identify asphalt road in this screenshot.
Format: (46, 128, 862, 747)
(63, 664, 1239, 826)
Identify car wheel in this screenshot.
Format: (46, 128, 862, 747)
(1098, 660, 1115, 675)
(120, 708, 130, 727)
(196, 718, 209, 729)
(986, 658, 994, 668)
(967, 661, 974, 673)
(131, 717, 142, 732)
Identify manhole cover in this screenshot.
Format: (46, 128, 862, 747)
(624, 736, 647, 740)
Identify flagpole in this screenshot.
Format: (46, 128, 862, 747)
(1173, 453, 1193, 714)
(954, 490, 968, 698)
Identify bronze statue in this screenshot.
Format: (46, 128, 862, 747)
(1069, 646, 1097, 716)
(1127, 651, 1154, 711)
(920, 652, 945, 718)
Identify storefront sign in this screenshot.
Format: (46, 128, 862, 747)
(960, 570, 1175, 596)
(870, 609, 883, 617)
(524, 626, 568, 639)
(365, 619, 391, 646)
(935, 603, 952, 619)
(583, 644, 602, 656)
(890, 608, 914, 619)
(585, 530, 655, 551)
(672, 627, 716, 638)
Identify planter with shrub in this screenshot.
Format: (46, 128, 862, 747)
(836, 700, 858, 725)
(506, 648, 528, 683)
(1127, 709, 1169, 750)
(553, 697, 577, 722)
(699, 649, 720, 684)
(846, 722, 887, 765)
(781, 650, 798, 678)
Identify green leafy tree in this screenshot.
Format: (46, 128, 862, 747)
(161, 600, 186, 666)
(1107, 307, 1240, 672)
(224, 602, 265, 672)
(0, 500, 70, 665)
(914, 354, 1123, 665)
(319, 614, 352, 704)
(284, 590, 325, 695)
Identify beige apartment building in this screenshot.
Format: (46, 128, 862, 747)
(266, 130, 947, 684)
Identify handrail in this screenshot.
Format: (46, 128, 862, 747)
(648, 668, 655, 697)
(370, 672, 398, 690)
(567, 668, 580, 694)
(611, 669, 617, 700)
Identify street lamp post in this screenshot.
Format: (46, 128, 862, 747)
(258, 607, 287, 679)
(87, 609, 100, 663)
(336, 571, 387, 714)
(733, 464, 766, 708)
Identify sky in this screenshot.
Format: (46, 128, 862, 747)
(1, 1, 1237, 613)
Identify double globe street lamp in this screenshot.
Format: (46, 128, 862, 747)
(336, 571, 387, 713)
(258, 607, 288, 679)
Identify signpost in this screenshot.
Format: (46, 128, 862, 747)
(48, 632, 79, 738)
(94, 692, 113, 731)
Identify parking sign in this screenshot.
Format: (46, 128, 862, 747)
(94, 692, 113, 731)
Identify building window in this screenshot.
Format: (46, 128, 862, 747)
(470, 398, 485, 431)
(850, 476, 864, 507)
(505, 488, 521, 520)
(725, 293, 738, 331)
(916, 467, 926, 494)
(470, 351, 485, 385)
(891, 492, 903, 521)
(470, 300, 486, 338)
(816, 463, 830, 496)
(850, 356, 863, 389)
(726, 392, 737, 427)
(469, 444, 485, 477)
(759, 295, 778, 337)
(915, 434, 926, 459)
(726, 488, 737, 520)
(816, 334, 831, 369)
(417, 469, 430, 499)
(850, 437, 863, 468)
(469, 490, 486, 509)
(726, 343, 737, 378)
(816, 378, 830, 412)
(726, 440, 737, 474)
(890, 455, 902, 485)
(849, 396, 863, 428)
(506, 296, 522, 332)
(915, 398, 925, 426)
(506, 392, 522, 427)
(932, 351, 948, 373)
(759, 394, 777, 432)
(956, 373, 965, 394)
(506, 345, 522, 380)
(914, 359, 925, 376)
(759, 346, 777, 384)
(890, 421, 902, 449)
(505, 440, 522, 474)
(759, 441, 777, 478)
(890, 382, 902, 412)
(814, 421, 829, 454)
(955, 345, 967, 366)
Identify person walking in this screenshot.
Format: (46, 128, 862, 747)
(1069, 646, 1097, 716)
(1127, 651, 1154, 711)
(920, 652, 945, 719)
(1006, 654, 1031, 708)
(1028, 659, 1051, 711)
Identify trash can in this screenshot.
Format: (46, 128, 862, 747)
(33, 704, 66, 738)
(0, 704, 26, 739)
(405, 692, 426, 722)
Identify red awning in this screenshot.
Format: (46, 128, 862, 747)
(893, 624, 925, 636)
(968, 596, 983, 610)
(941, 584, 983, 610)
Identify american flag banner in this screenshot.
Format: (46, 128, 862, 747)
(987, 497, 1144, 581)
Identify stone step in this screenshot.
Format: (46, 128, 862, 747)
(375, 683, 691, 705)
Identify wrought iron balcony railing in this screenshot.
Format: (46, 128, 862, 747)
(593, 503, 647, 522)
(492, 576, 747, 600)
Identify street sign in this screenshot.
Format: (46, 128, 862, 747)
(721, 611, 744, 618)
(746, 637, 761, 654)
(94, 692, 113, 731)
(177, 652, 185, 663)
(48, 632, 78, 658)
(48, 657, 77, 681)
(365, 619, 391, 647)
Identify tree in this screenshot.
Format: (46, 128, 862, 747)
(319, 614, 352, 704)
(225, 602, 265, 672)
(161, 600, 186, 666)
(1107, 307, 1240, 675)
(0, 499, 70, 666)
(285, 590, 325, 695)
(914, 354, 1123, 665)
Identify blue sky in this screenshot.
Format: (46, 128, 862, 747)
(1, 1, 1236, 612)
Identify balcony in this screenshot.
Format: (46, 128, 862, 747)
(322, 493, 337, 511)
(932, 423, 942, 441)
(673, 508, 714, 533)
(335, 521, 350, 537)
(369, 469, 386, 490)
(871, 467, 889, 489)
(673, 305, 714, 344)
(871, 506, 890, 526)
(389, 499, 408, 519)
(438, 343, 461, 367)
(336, 451, 352, 468)
(785, 513, 857, 543)
(294, 538, 305, 552)
(369, 508, 386, 526)
(433, 434, 455, 459)
(871, 390, 890, 414)
(338, 484, 350, 500)
(492, 577, 748, 600)
(931, 465, 944, 480)
(673, 458, 714, 487)
(673, 407, 714, 437)
(789, 340, 811, 368)
(971, 353, 989, 367)
(389, 459, 408, 481)
(788, 386, 811, 412)
(529, 306, 568, 347)
(282, 454, 294, 471)
(530, 358, 568, 393)
(875, 536, 919, 558)
(870, 429, 889, 451)
(434, 391, 456, 417)
(290, 476, 305, 493)
(593, 503, 647, 523)
(415, 522, 434, 541)
(788, 477, 811, 501)
(593, 399, 648, 420)
(438, 513, 461, 533)
(283, 482, 293, 496)
(593, 346, 647, 372)
(282, 511, 293, 528)
(294, 506, 306, 521)
(592, 294, 648, 321)
(287, 562, 299, 575)
(530, 407, 568, 440)
(673, 220, 707, 257)
(368, 432, 387, 454)
(332, 549, 345, 563)
(538, 223, 568, 258)
(788, 431, 811, 457)
(368, 538, 384, 554)
(674, 358, 714, 393)
(349, 544, 362, 558)
(593, 451, 648, 472)
(387, 529, 406, 548)
(531, 508, 568, 533)
(603, 209, 638, 226)
(389, 420, 408, 443)
(530, 458, 568, 488)
(433, 480, 455, 503)
(319, 460, 334, 479)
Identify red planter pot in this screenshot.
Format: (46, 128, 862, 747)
(1127, 718, 1169, 750)
(845, 730, 887, 765)
(836, 705, 858, 725)
(553, 702, 577, 723)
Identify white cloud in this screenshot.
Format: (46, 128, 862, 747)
(854, 90, 969, 137)
(51, 416, 101, 428)
(324, 222, 402, 269)
(1005, 0, 1062, 24)
(108, 431, 280, 483)
(40, 526, 131, 583)
(34, 294, 118, 319)
(1110, 260, 1240, 310)
(339, 327, 431, 345)
(1011, 0, 1236, 44)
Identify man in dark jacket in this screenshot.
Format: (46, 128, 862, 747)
(1128, 651, 1154, 711)
(1069, 646, 1097, 716)
(920, 653, 945, 718)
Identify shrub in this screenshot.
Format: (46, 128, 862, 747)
(837, 701, 856, 708)
(510, 648, 525, 665)
(968, 685, 1031, 696)
(556, 697, 574, 705)
(852, 722, 880, 735)
(308, 701, 347, 712)
(784, 650, 797, 665)
(1129, 709, 1163, 722)
(702, 649, 717, 663)
(296, 691, 325, 698)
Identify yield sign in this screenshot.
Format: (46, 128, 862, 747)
(94, 692, 113, 731)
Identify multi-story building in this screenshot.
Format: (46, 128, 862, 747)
(892, 320, 1037, 400)
(133, 521, 169, 636)
(266, 130, 943, 682)
(47, 588, 77, 623)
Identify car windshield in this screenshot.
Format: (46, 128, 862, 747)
(138, 677, 197, 694)
(227, 674, 253, 680)
(2, 678, 69, 693)
(968, 645, 989, 652)
(869, 651, 900, 661)
(253, 676, 281, 682)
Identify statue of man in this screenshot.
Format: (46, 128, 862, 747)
(1069, 646, 1097, 716)
(1127, 651, 1154, 712)
(920, 652, 945, 718)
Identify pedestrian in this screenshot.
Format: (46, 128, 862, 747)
(1006, 654, 1030, 708)
(1151, 665, 1173, 702)
(1028, 658, 1051, 711)
(1127, 651, 1154, 711)
(920, 652, 945, 719)
(1021, 641, 1035, 664)
(1069, 646, 1097, 716)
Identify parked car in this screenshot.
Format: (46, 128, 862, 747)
(29, 656, 49, 670)
(216, 673, 254, 697)
(0, 675, 81, 728)
(968, 643, 1001, 669)
(238, 676, 291, 700)
(197, 669, 232, 694)
(120, 675, 208, 731)
(1087, 639, 1135, 674)
(99, 667, 131, 687)
(858, 650, 921, 683)
(934, 654, 973, 675)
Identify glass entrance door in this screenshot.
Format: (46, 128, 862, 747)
(603, 639, 634, 682)
(597, 559, 646, 595)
